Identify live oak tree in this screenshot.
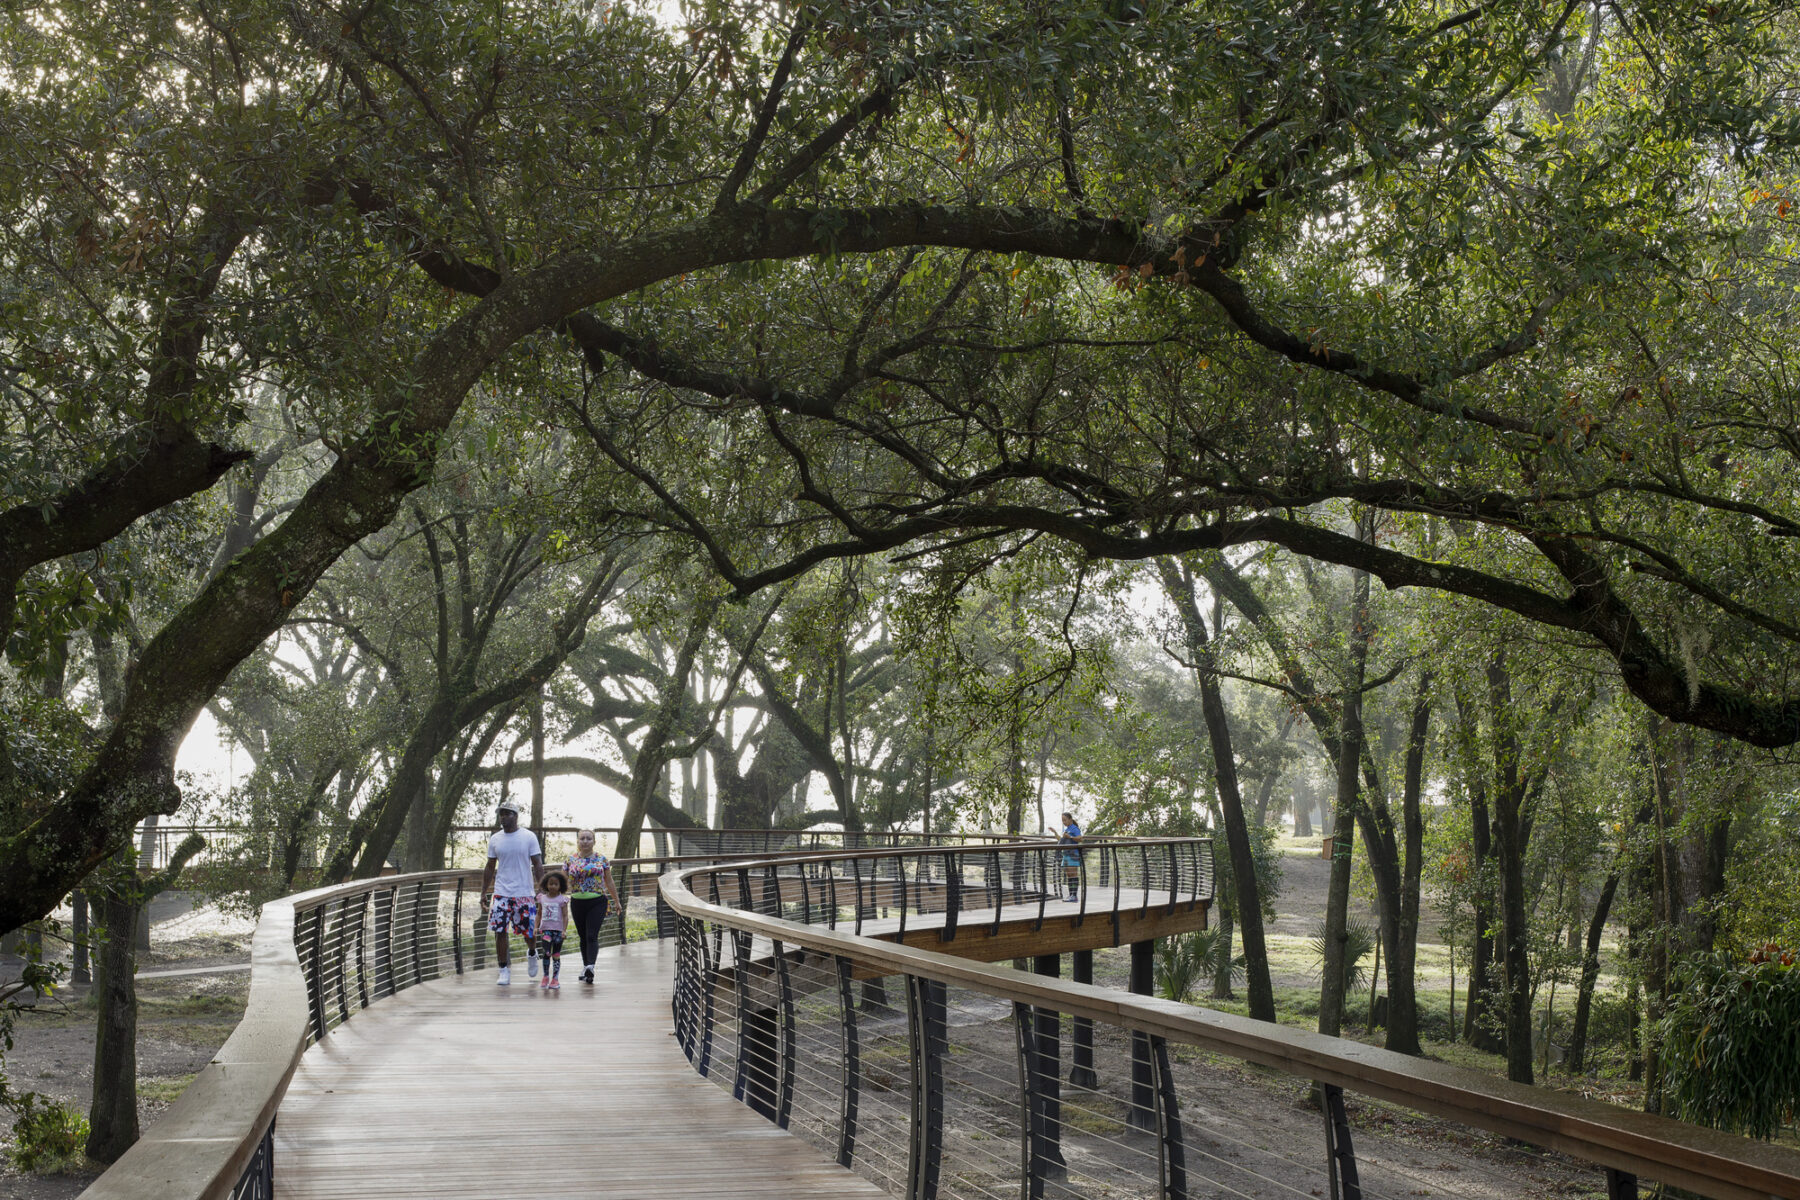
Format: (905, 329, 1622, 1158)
(7, 0, 1800, 938)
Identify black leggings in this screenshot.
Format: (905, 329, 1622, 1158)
(570, 895, 610, 967)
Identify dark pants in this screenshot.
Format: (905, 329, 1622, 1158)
(571, 895, 610, 967)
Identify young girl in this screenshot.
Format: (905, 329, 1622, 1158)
(535, 871, 571, 989)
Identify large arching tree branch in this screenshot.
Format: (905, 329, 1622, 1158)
(0, 210, 256, 648)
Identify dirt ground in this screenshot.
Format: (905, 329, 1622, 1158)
(0, 900, 254, 1200)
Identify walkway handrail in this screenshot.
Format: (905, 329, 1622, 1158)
(76, 830, 1012, 1200)
(660, 844, 1800, 1200)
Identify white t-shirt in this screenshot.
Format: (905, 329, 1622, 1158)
(488, 828, 542, 898)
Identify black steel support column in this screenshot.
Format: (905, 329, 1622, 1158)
(1321, 1083, 1363, 1200)
(1129, 938, 1156, 1132)
(1070, 949, 1097, 1089)
(1031, 954, 1067, 1179)
(837, 956, 861, 1168)
(1151, 1035, 1190, 1200)
(1605, 1169, 1637, 1199)
(905, 974, 947, 1200)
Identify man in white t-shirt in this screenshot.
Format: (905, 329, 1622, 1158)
(481, 799, 544, 986)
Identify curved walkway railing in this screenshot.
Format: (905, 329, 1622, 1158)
(138, 821, 1026, 870)
(76, 831, 1004, 1200)
(661, 841, 1800, 1200)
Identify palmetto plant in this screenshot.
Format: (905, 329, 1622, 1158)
(1157, 928, 1241, 1004)
(1310, 921, 1378, 997)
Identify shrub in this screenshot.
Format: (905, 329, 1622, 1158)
(1310, 920, 1377, 997)
(5, 1091, 90, 1173)
(1658, 949, 1800, 1139)
(1156, 929, 1237, 1003)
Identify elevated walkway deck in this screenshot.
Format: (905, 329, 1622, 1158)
(273, 937, 884, 1199)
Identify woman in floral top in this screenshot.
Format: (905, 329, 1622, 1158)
(564, 829, 624, 985)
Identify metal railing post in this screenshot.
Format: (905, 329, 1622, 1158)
(730, 924, 757, 1106)
(355, 895, 370, 1008)
(836, 956, 860, 1168)
(773, 939, 796, 1130)
(697, 918, 717, 1079)
(452, 878, 465, 974)
(940, 851, 959, 943)
(334, 899, 351, 1026)
(905, 973, 947, 1200)
(1139, 844, 1152, 915)
(1013, 1001, 1043, 1200)
(1151, 1035, 1190, 1200)
(410, 880, 428, 984)
(373, 887, 395, 999)
(304, 906, 327, 1043)
(1321, 1082, 1363, 1200)
(1031, 955, 1066, 1181)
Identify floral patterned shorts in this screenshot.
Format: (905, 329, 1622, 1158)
(487, 895, 536, 937)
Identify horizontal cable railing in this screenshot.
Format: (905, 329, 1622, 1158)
(74, 830, 1003, 1200)
(661, 840, 1800, 1200)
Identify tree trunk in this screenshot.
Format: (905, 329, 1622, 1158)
(1487, 661, 1536, 1084)
(1318, 559, 1371, 1039)
(87, 877, 142, 1163)
(1157, 561, 1275, 1022)
(1383, 673, 1432, 1056)
(530, 688, 546, 843)
(86, 833, 204, 1164)
(1565, 869, 1621, 1073)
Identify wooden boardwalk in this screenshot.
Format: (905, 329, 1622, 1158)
(274, 938, 887, 1199)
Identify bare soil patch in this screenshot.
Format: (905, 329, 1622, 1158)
(1, 902, 252, 1200)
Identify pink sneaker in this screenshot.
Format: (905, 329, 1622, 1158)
(549, 977, 561, 990)
(539, 975, 549, 988)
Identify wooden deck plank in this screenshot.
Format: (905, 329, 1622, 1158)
(274, 938, 887, 1200)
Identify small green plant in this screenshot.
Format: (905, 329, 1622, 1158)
(5, 1091, 90, 1173)
(1659, 948, 1800, 1139)
(1309, 920, 1377, 996)
(1156, 928, 1238, 1003)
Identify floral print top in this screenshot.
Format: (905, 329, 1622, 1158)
(564, 852, 611, 898)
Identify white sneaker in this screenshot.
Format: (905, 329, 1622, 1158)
(527, 955, 539, 978)
(496, 966, 511, 986)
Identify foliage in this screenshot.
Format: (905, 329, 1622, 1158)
(1659, 952, 1800, 1139)
(1718, 790, 1800, 954)
(1310, 920, 1378, 999)
(1156, 928, 1239, 1004)
(3, 1091, 90, 1174)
